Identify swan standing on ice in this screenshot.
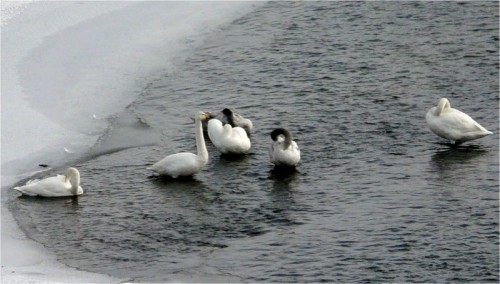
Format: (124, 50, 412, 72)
(207, 109, 251, 155)
(149, 111, 210, 178)
(426, 98, 493, 145)
(14, 167, 83, 197)
(270, 128, 300, 167)
(199, 108, 253, 136)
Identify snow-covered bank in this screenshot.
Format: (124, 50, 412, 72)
(1, 1, 263, 282)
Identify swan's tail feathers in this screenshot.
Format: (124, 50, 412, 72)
(147, 166, 159, 173)
(13, 187, 33, 196)
(13, 187, 23, 195)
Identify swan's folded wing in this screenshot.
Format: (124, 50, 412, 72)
(14, 175, 71, 197)
(445, 110, 490, 133)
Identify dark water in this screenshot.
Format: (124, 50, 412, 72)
(9, 2, 499, 282)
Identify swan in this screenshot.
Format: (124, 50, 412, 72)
(270, 128, 300, 167)
(426, 98, 493, 145)
(207, 111, 251, 155)
(221, 108, 253, 136)
(197, 108, 253, 136)
(149, 111, 210, 178)
(13, 167, 83, 197)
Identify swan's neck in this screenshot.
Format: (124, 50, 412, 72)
(283, 137, 292, 150)
(225, 112, 236, 127)
(436, 99, 451, 116)
(69, 174, 80, 195)
(223, 124, 233, 137)
(195, 117, 208, 162)
(282, 131, 292, 150)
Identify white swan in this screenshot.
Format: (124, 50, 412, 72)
(207, 113, 251, 155)
(270, 128, 300, 167)
(13, 167, 83, 197)
(426, 98, 493, 145)
(198, 108, 253, 136)
(148, 111, 209, 178)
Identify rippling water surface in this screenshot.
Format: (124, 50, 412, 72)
(9, 2, 499, 282)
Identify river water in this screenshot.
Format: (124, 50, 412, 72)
(9, 1, 499, 282)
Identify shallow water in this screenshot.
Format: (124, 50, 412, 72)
(9, 1, 499, 282)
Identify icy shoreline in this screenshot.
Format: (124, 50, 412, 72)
(1, 1, 263, 282)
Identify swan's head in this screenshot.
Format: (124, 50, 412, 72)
(65, 167, 79, 178)
(271, 128, 292, 149)
(222, 108, 237, 126)
(435, 98, 451, 116)
(64, 167, 81, 186)
(438, 98, 450, 108)
(195, 111, 211, 121)
(222, 108, 233, 117)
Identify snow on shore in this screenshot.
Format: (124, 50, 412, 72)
(1, 1, 262, 282)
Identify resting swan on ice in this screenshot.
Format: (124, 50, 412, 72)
(270, 128, 300, 167)
(426, 98, 493, 145)
(14, 167, 83, 197)
(148, 111, 210, 178)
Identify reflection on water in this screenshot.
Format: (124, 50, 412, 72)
(431, 146, 489, 166)
(430, 146, 490, 183)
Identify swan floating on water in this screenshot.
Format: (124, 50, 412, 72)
(198, 108, 253, 136)
(14, 167, 83, 197)
(270, 128, 300, 167)
(148, 111, 210, 178)
(207, 109, 251, 155)
(426, 98, 493, 145)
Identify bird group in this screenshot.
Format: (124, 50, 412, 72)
(14, 108, 300, 197)
(147, 107, 300, 178)
(14, 98, 493, 197)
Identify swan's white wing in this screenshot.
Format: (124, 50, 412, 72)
(227, 127, 251, 153)
(291, 141, 300, 156)
(270, 140, 300, 167)
(149, 152, 201, 177)
(14, 175, 73, 197)
(233, 113, 253, 134)
(208, 120, 250, 154)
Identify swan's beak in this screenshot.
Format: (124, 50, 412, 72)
(193, 112, 210, 122)
(201, 112, 211, 120)
(64, 175, 69, 182)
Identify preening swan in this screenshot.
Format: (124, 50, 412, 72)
(270, 128, 300, 167)
(149, 111, 210, 178)
(198, 108, 253, 136)
(426, 98, 493, 145)
(13, 167, 83, 197)
(221, 108, 253, 136)
(207, 110, 251, 155)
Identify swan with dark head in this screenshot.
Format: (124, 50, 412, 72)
(197, 108, 253, 136)
(221, 108, 253, 136)
(270, 128, 300, 167)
